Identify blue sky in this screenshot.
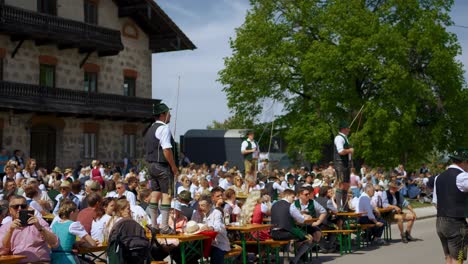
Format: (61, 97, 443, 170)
(153, 0, 468, 139)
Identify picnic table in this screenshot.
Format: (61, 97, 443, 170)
(76, 245, 108, 263)
(226, 224, 273, 264)
(42, 213, 55, 224)
(0, 255, 27, 264)
(378, 207, 396, 241)
(158, 233, 210, 264)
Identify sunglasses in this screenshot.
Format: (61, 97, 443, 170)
(10, 204, 27, 209)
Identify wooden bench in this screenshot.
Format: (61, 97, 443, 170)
(150, 261, 168, 264)
(224, 247, 243, 264)
(232, 239, 291, 264)
(321, 229, 357, 255)
(349, 223, 376, 247)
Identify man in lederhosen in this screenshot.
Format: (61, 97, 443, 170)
(145, 103, 179, 234)
(434, 148, 468, 263)
(334, 121, 354, 211)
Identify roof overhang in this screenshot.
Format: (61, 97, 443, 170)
(116, 0, 196, 53)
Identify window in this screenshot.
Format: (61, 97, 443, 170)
(38, 0, 57, 16)
(123, 77, 136, 96)
(0, 58, 3, 81)
(84, 72, 98, 92)
(123, 134, 136, 158)
(39, 64, 55, 88)
(84, 0, 98, 25)
(83, 133, 96, 159)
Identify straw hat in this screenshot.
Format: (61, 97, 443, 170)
(184, 220, 200, 234)
(312, 178, 323, 188)
(60, 180, 71, 189)
(53, 167, 62, 174)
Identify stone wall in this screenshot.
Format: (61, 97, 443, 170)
(0, 0, 152, 99)
(0, 113, 146, 168)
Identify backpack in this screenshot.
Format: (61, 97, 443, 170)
(107, 218, 150, 264)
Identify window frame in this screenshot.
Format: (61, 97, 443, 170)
(37, 0, 57, 16)
(84, 71, 98, 93)
(123, 133, 136, 158)
(123, 77, 136, 97)
(84, 0, 98, 25)
(0, 57, 3, 81)
(39, 64, 56, 88)
(83, 133, 97, 159)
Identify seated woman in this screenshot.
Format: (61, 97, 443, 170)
(192, 195, 230, 264)
(51, 200, 96, 264)
(91, 197, 115, 244)
(23, 184, 48, 216)
(103, 198, 131, 244)
(177, 175, 191, 194)
(229, 175, 246, 195)
(223, 188, 241, 223)
(240, 190, 271, 240)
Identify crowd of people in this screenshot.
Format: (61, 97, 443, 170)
(0, 152, 438, 263)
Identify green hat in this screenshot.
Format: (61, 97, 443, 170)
(153, 103, 170, 115)
(245, 130, 254, 136)
(449, 148, 468, 162)
(338, 120, 350, 129)
(178, 190, 192, 202)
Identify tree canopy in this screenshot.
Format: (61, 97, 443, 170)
(218, 0, 468, 166)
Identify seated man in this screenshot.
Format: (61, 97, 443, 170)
(356, 184, 386, 245)
(0, 195, 58, 261)
(271, 189, 314, 264)
(294, 186, 327, 243)
(315, 186, 344, 252)
(382, 182, 417, 243)
(192, 195, 230, 264)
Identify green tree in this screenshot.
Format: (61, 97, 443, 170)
(219, 0, 467, 166)
(206, 114, 254, 130)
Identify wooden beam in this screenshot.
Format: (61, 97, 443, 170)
(11, 40, 24, 58)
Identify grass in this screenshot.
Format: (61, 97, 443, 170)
(408, 199, 433, 209)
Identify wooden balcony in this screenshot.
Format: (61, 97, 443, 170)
(0, 81, 159, 121)
(0, 4, 123, 56)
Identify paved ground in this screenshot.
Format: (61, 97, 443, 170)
(315, 211, 444, 264)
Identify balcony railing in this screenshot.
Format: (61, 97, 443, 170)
(0, 4, 123, 56)
(0, 81, 159, 121)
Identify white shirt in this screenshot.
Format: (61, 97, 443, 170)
(272, 182, 286, 193)
(334, 132, 350, 160)
(219, 179, 232, 190)
(154, 121, 172, 149)
(91, 214, 111, 243)
(241, 139, 259, 158)
(189, 184, 199, 199)
(357, 192, 376, 221)
(192, 207, 230, 251)
(432, 164, 467, 205)
(108, 190, 136, 206)
(52, 220, 88, 239)
(131, 205, 151, 227)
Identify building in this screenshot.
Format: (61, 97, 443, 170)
(0, 0, 195, 170)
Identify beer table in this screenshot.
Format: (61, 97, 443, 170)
(378, 207, 396, 241)
(77, 245, 108, 263)
(0, 255, 27, 264)
(158, 233, 210, 264)
(42, 213, 55, 224)
(226, 224, 273, 264)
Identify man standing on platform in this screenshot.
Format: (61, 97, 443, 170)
(241, 130, 259, 179)
(334, 121, 354, 211)
(145, 103, 179, 234)
(434, 148, 468, 264)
